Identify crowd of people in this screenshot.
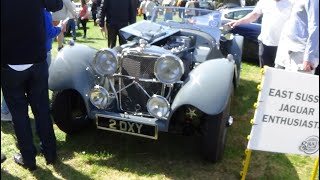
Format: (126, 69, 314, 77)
(1, 0, 319, 171)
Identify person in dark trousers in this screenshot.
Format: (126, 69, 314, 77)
(91, 0, 98, 26)
(1, 0, 62, 171)
(79, 0, 90, 38)
(97, 0, 136, 48)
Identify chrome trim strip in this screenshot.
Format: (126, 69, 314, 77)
(108, 79, 120, 111)
(116, 81, 135, 94)
(134, 81, 151, 98)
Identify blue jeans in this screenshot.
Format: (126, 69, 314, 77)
(66, 19, 76, 40)
(1, 93, 9, 114)
(46, 51, 51, 67)
(1, 60, 57, 165)
(164, 12, 173, 21)
(178, 9, 185, 18)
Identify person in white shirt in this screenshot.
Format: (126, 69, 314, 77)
(226, 0, 293, 68)
(274, 0, 319, 74)
(145, 0, 156, 20)
(185, 0, 196, 18)
(140, 0, 147, 20)
(52, 0, 77, 51)
(66, 0, 77, 41)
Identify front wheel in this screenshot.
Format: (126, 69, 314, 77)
(200, 85, 233, 162)
(51, 90, 95, 134)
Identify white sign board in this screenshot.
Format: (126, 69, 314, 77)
(248, 67, 319, 156)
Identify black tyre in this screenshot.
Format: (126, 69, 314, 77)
(51, 90, 94, 134)
(201, 85, 233, 162)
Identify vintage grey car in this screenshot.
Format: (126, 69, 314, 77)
(49, 7, 243, 162)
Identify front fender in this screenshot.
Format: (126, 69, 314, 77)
(49, 44, 98, 101)
(171, 58, 234, 116)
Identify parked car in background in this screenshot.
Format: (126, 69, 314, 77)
(199, 1, 215, 10)
(49, 7, 244, 162)
(221, 6, 261, 62)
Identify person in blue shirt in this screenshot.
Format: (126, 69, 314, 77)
(1, 9, 66, 122)
(44, 8, 66, 66)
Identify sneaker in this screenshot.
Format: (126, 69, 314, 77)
(13, 153, 37, 171)
(1, 111, 12, 122)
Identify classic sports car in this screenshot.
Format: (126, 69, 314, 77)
(49, 7, 243, 162)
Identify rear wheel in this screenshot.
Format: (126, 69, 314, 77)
(51, 90, 95, 134)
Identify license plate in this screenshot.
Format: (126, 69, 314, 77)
(96, 115, 158, 140)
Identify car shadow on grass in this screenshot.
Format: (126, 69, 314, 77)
(57, 126, 301, 179)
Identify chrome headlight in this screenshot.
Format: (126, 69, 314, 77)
(147, 95, 170, 119)
(154, 54, 184, 84)
(89, 85, 109, 109)
(92, 49, 118, 76)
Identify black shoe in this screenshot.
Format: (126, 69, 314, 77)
(57, 46, 64, 51)
(13, 153, 37, 171)
(40, 148, 57, 165)
(45, 155, 57, 165)
(1, 153, 6, 163)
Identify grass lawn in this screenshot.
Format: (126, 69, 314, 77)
(1, 19, 319, 180)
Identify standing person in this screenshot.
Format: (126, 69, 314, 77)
(1, 9, 66, 123)
(64, 0, 77, 41)
(178, 0, 187, 18)
(91, 0, 98, 26)
(226, 0, 293, 68)
(162, 0, 173, 21)
(97, 0, 136, 48)
(1, 0, 62, 171)
(52, 0, 77, 51)
(185, 0, 196, 18)
(139, 0, 147, 20)
(274, 0, 319, 74)
(79, 0, 90, 39)
(145, 0, 157, 20)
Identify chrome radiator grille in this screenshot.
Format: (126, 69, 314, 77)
(119, 54, 162, 114)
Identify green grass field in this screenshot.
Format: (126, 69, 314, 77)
(1, 19, 318, 180)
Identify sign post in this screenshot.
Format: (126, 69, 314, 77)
(240, 67, 319, 179)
